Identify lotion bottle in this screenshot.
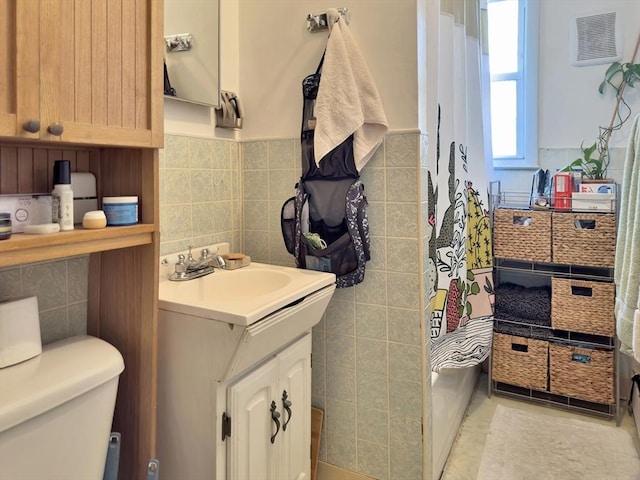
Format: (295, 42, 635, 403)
(52, 160, 74, 231)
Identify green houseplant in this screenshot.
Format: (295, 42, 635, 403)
(564, 36, 640, 180)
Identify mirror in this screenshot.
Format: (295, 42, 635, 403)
(164, 0, 219, 107)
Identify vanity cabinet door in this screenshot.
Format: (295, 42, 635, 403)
(228, 357, 280, 480)
(278, 334, 312, 480)
(2, 0, 163, 147)
(227, 333, 312, 480)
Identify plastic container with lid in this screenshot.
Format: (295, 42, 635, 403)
(102, 196, 138, 226)
(0, 212, 10, 240)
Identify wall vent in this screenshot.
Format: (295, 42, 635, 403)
(569, 11, 623, 67)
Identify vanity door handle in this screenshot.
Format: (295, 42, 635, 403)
(270, 401, 281, 444)
(282, 390, 292, 431)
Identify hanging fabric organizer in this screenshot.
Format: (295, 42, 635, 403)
(281, 9, 388, 288)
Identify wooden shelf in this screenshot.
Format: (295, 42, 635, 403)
(0, 224, 156, 267)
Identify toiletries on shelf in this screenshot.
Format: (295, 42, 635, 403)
(553, 172, 571, 211)
(103, 196, 138, 226)
(52, 160, 74, 231)
(0, 212, 11, 240)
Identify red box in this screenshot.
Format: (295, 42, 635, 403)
(554, 173, 572, 210)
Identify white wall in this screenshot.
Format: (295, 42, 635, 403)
(165, 0, 640, 149)
(236, 1, 419, 139)
(165, 0, 421, 140)
(494, 0, 640, 192)
(538, 0, 640, 149)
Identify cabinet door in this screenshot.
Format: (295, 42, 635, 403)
(40, 0, 163, 147)
(0, 0, 12, 135)
(0, 1, 39, 138)
(3, 0, 163, 147)
(278, 334, 312, 480)
(228, 357, 280, 480)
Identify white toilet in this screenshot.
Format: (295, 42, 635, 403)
(0, 335, 125, 480)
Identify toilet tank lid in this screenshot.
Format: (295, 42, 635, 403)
(0, 335, 124, 433)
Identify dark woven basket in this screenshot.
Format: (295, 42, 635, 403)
(494, 208, 552, 262)
(549, 342, 614, 404)
(551, 278, 615, 337)
(551, 212, 616, 267)
(492, 333, 548, 390)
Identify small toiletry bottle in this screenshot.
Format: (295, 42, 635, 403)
(52, 160, 74, 231)
(0, 212, 11, 240)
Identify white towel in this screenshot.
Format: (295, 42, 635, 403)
(314, 9, 388, 171)
(615, 113, 640, 358)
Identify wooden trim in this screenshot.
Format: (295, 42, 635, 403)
(137, 236, 159, 474)
(91, 0, 108, 126)
(60, 122, 153, 147)
(89, 240, 158, 479)
(0, 116, 17, 137)
(75, 0, 93, 124)
(15, 2, 39, 138)
(0, 225, 154, 267)
(149, 0, 164, 147)
(317, 463, 376, 480)
(87, 252, 102, 338)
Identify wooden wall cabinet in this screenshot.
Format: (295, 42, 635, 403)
(0, 0, 163, 148)
(0, 1, 163, 479)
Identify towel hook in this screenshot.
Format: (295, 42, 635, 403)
(306, 7, 350, 33)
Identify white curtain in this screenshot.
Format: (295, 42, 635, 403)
(429, 0, 494, 371)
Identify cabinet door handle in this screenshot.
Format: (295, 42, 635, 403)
(22, 120, 41, 133)
(282, 390, 292, 431)
(270, 400, 281, 444)
(47, 123, 64, 136)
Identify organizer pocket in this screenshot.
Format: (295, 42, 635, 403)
(281, 196, 296, 254)
(302, 231, 358, 276)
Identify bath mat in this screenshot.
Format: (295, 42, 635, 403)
(476, 405, 640, 480)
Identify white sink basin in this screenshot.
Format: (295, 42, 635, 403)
(158, 261, 336, 326)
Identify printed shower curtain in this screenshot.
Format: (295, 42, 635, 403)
(429, 0, 494, 371)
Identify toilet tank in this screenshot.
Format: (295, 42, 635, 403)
(0, 335, 125, 480)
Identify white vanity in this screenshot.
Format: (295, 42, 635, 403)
(156, 244, 336, 480)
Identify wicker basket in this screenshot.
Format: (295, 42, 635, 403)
(493, 208, 552, 262)
(492, 333, 548, 390)
(549, 342, 614, 404)
(551, 278, 615, 337)
(551, 212, 616, 267)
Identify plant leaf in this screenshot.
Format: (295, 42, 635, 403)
(598, 80, 607, 95)
(604, 62, 622, 82)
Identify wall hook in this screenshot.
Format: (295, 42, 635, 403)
(306, 7, 350, 33)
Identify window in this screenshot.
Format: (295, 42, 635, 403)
(487, 0, 538, 167)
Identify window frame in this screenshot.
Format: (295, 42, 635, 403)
(489, 0, 539, 169)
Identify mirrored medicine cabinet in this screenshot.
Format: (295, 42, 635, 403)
(164, 0, 219, 107)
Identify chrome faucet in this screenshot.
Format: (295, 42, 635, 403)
(211, 254, 227, 270)
(185, 246, 212, 272)
(169, 246, 226, 281)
